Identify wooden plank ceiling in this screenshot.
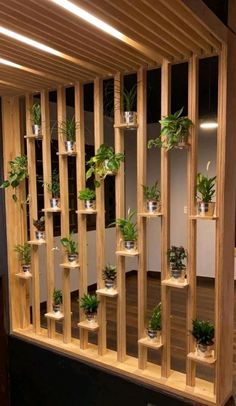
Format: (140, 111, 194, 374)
(0, 0, 224, 96)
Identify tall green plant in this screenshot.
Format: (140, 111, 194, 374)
(53, 288, 62, 305)
(30, 103, 41, 125)
(60, 117, 78, 142)
(148, 303, 161, 331)
(123, 84, 137, 111)
(14, 243, 31, 265)
(0, 155, 28, 201)
(109, 209, 137, 241)
(197, 173, 216, 202)
(44, 169, 60, 198)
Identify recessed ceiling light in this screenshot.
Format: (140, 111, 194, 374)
(200, 121, 218, 129)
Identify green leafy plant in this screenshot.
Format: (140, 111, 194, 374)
(0, 155, 28, 202)
(197, 170, 216, 203)
(191, 319, 214, 346)
(80, 294, 100, 314)
(109, 209, 137, 241)
(143, 181, 160, 201)
(59, 117, 78, 142)
(102, 264, 117, 281)
(53, 288, 62, 305)
(148, 303, 161, 331)
(33, 216, 45, 231)
(86, 144, 124, 187)
(148, 107, 193, 150)
(14, 243, 31, 265)
(123, 84, 137, 111)
(44, 169, 60, 198)
(30, 103, 41, 125)
(60, 232, 78, 255)
(167, 246, 187, 270)
(78, 188, 96, 201)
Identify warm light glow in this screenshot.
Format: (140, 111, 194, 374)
(0, 57, 23, 69)
(0, 26, 63, 57)
(200, 121, 218, 129)
(51, 0, 124, 40)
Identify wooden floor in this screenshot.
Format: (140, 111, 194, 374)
(40, 272, 236, 403)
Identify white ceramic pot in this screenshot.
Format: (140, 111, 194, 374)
(64, 140, 75, 153)
(50, 198, 60, 209)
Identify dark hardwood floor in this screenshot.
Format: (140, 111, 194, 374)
(40, 272, 236, 403)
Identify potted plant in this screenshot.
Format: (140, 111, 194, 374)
(0, 155, 28, 202)
(14, 242, 31, 274)
(53, 288, 62, 313)
(60, 232, 78, 263)
(191, 319, 214, 358)
(110, 209, 137, 251)
(103, 264, 117, 289)
(142, 181, 161, 213)
(30, 102, 41, 137)
(59, 117, 78, 153)
(80, 294, 100, 323)
(86, 144, 124, 187)
(122, 84, 137, 125)
(78, 187, 96, 210)
(167, 246, 187, 281)
(33, 216, 45, 240)
(148, 107, 193, 150)
(196, 162, 216, 216)
(44, 169, 60, 208)
(147, 303, 161, 342)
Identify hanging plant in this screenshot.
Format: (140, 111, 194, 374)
(0, 155, 28, 202)
(148, 107, 193, 150)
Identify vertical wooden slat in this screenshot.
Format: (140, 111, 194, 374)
(25, 94, 40, 334)
(137, 67, 147, 370)
(41, 90, 55, 338)
(114, 73, 126, 362)
(75, 82, 88, 349)
(57, 86, 71, 344)
(160, 60, 171, 378)
(186, 55, 198, 387)
(94, 77, 106, 355)
(2, 96, 29, 330)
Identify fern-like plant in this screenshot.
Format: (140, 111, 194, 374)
(148, 303, 161, 331)
(80, 294, 100, 314)
(191, 319, 214, 346)
(44, 169, 60, 198)
(59, 117, 78, 142)
(143, 181, 160, 201)
(123, 84, 137, 112)
(30, 103, 41, 125)
(14, 243, 31, 265)
(53, 288, 62, 305)
(109, 209, 137, 241)
(102, 264, 117, 281)
(0, 155, 28, 202)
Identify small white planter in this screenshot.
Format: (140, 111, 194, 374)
(197, 201, 215, 217)
(84, 200, 96, 210)
(64, 140, 75, 153)
(147, 328, 161, 343)
(35, 230, 44, 240)
(146, 200, 161, 213)
(122, 111, 137, 126)
(50, 198, 60, 209)
(196, 343, 213, 358)
(123, 240, 136, 251)
(32, 124, 41, 137)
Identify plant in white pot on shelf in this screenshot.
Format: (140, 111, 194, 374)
(122, 84, 137, 126)
(53, 288, 62, 313)
(78, 187, 96, 210)
(167, 245, 187, 282)
(191, 319, 214, 358)
(142, 181, 161, 213)
(80, 294, 100, 323)
(196, 162, 216, 217)
(44, 169, 60, 209)
(110, 209, 137, 252)
(30, 102, 41, 137)
(148, 107, 193, 151)
(86, 144, 124, 187)
(103, 264, 117, 290)
(60, 232, 78, 263)
(147, 303, 161, 342)
(14, 243, 31, 275)
(0, 155, 28, 202)
(59, 117, 78, 153)
(33, 216, 45, 240)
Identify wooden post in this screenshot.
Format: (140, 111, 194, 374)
(137, 67, 148, 370)
(160, 60, 171, 378)
(114, 73, 126, 362)
(75, 82, 88, 349)
(94, 77, 107, 355)
(186, 55, 198, 387)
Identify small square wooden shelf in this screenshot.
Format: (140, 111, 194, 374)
(96, 288, 118, 297)
(15, 272, 32, 279)
(60, 262, 80, 269)
(161, 278, 189, 289)
(42, 207, 61, 213)
(187, 351, 216, 365)
(28, 239, 46, 246)
(56, 151, 77, 156)
(113, 123, 138, 130)
(77, 320, 99, 331)
(24, 134, 43, 140)
(116, 250, 139, 257)
(189, 215, 218, 220)
(44, 311, 64, 321)
(138, 212, 162, 218)
(138, 337, 163, 350)
(76, 209, 97, 215)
